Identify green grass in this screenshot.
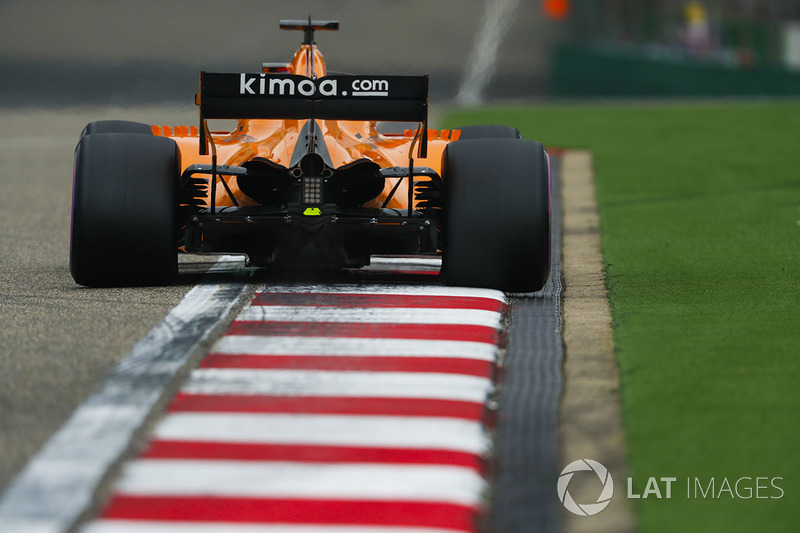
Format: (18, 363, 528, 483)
(443, 102, 800, 531)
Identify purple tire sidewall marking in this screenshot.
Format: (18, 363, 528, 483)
(546, 149, 552, 264)
(69, 144, 79, 257)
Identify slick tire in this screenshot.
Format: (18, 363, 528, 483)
(455, 124, 523, 140)
(441, 138, 550, 292)
(70, 133, 180, 287)
(81, 120, 154, 137)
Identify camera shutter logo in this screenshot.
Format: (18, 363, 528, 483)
(557, 459, 614, 516)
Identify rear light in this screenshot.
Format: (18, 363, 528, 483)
(262, 62, 291, 73)
(301, 175, 323, 205)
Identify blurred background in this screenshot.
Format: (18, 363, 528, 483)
(0, 0, 538, 107)
(2, 0, 798, 110)
(551, 0, 800, 97)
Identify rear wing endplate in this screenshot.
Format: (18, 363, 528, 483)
(198, 72, 429, 157)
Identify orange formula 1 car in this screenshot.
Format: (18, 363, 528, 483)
(70, 19, 550, 292)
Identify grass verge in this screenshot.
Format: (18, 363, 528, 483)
(443, 102, 800, 532)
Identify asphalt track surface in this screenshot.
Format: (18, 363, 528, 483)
(0, 106, 223, 494)
(0, 2, 563, 531)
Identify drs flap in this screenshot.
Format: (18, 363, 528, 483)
(200, 72, 428, 122)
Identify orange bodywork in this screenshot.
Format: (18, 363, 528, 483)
(151, 45, 457, 210)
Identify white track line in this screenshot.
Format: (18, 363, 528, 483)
(213, 335, 500, 360)
(84, 521, 467, 533)
(369, 256, 442, 267)
(182, 369, 493, 402)
(154, 413, 489, 454)
(457, 0, 522, 105)
(236, 306, 503, 327)
(113, 461, 484, 505)
(257, 284, 505, 301)
(0, 257, 249, 533)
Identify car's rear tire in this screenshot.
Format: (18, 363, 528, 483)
(455, 124, 523, 140)
(441, 138, 550, 292)
(70, 133, 180, 287)
(81, 120, 153, 137)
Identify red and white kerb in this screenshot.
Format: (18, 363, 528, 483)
(84, 281, 506, 533)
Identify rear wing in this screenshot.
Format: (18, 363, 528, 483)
(198, 72, 429, 157)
